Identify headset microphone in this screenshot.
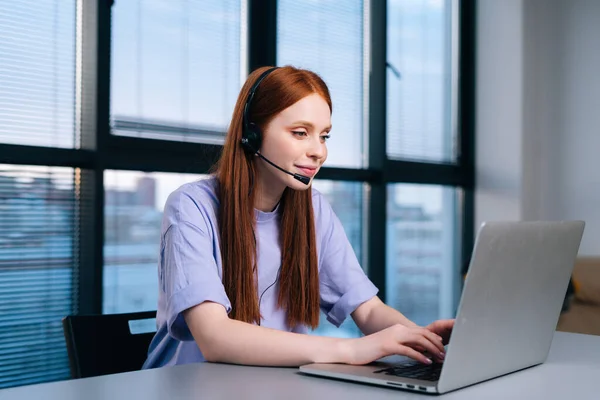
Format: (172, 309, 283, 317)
(256, 150, 311, 185)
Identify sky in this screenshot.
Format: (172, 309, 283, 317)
(1, 0, 458, 216)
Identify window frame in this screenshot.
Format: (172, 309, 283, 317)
(0, 0, 476, 315)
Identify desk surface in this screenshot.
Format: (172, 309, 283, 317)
(3, 331, 599, 400)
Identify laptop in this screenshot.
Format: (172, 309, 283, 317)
(300, 221, 585, 394)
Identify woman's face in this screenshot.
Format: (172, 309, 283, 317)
(257, 93, 331, 191)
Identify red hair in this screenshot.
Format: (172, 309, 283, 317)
(215, 66, 332, 329)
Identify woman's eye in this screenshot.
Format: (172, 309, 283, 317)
(321, 135, 331, 142)
(292, 131, 307, 137)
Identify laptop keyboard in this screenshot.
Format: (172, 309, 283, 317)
(373, 362, 443, 381)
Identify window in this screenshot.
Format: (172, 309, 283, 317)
(110, 0, 243, 143)
(386, 0, 459, 163)
(0, 165, 79, 388)
(103, 171, 206, 313)
(0, 0, 474, 389)
(0, 0, 79, 388)
(313, 180, 365, 263)
(386, 184, 460, 327)
(0, 0, 76, 148)
(277, 0, 367, 168)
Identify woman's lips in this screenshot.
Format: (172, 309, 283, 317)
(296, 166, 318, 177)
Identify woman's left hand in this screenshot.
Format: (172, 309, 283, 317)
(424, 319, 454, 345)
(408, 319, 454, 363)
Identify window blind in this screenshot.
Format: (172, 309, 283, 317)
(110, 0, 242, 144)
(277, 0, 365, 169)
(386, 0, 457, 163)
(0, 0, 77, 148)
(0, 165, 78, 388)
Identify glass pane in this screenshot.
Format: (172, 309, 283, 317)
(386, 0, 458, 162)
(0, 165, 76, 388)
(103, 171, 207, 313)
(311, 180, 365, 338)
(110, 1, 242, 144)
(386, 184, 460, 327)
(277, 1, 366, 168)
(0, 0, 76, 148)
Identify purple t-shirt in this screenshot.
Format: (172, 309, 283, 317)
(142, 177, 378, 368)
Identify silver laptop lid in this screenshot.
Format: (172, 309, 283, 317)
(438, 221, 584, 393)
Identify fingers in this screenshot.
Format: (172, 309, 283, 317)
(431, 319, 452, 328)
(440, 319, 455, 328)
(391, 326, 445, 362)
(427, 319, 454, 333)
(397, 345, 433, 365)
(412, 344, 426, 353)
(411, 344, 445, 363)
(412, 334, 445, 359)
(418, 328, 445, 354)
(385, 324, 447, 365)
(429, 319, 455, 340)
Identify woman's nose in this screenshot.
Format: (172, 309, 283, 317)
(306, 136, 326, 160)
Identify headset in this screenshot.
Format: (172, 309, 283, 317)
(240, 67, 311, 185)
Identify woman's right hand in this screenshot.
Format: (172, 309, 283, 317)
(344, 324, 446, 365)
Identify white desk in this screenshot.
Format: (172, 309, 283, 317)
(2, 332, 599, 399)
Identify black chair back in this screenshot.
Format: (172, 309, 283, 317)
(62, 311, 157, 378)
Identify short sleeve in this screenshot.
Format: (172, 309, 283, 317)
(159, 190, 231, 342)
(316, 194, 379, 327)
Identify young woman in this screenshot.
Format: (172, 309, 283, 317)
(142, 66, 454, 369)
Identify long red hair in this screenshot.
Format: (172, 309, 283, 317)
(215, 66, 332, 329)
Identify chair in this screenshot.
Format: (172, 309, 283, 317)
(62, 310, 157, 379)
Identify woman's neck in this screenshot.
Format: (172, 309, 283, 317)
(254, 179, 285, 213)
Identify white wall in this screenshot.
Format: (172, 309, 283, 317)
(475, 0, 524, 225)
(476, 0, 600, 256)
(555, 0, 600, 256)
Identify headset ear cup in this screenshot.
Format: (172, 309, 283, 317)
(243, 123, 262, 153)
(241, 133, 254, 153)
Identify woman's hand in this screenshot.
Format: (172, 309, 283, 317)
(344, 324, 446, 365)
(425, 319, 454, 345)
